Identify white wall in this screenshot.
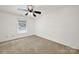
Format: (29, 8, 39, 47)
(35, 6, 79, 49)
(0, 11, 35, 42)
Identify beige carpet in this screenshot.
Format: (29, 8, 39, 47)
(0, 35, 79, 54)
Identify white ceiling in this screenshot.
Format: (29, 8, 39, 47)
(0, 5, 67, 15)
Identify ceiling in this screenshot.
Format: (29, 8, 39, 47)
(0, 5, 67, 15)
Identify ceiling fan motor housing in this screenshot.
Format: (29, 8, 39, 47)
(28, 8, 33, 12)
(28, 5, 33, 12)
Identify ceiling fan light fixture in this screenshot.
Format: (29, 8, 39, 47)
(18, 5, 41, 17)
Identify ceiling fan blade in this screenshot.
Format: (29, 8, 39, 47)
(25, 13, 28, 16)
(18, 8, 28, 11)
(33, 13, 36, 17)
(34, 11, 41, 14)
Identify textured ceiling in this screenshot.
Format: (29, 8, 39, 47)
(0, 5, 68, 15)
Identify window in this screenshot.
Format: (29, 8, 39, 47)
(17, 16, 27, 33)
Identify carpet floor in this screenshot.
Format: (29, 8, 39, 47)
(0, 35, 79, 54)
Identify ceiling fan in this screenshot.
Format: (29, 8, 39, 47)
(18, 5, 41, 17)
